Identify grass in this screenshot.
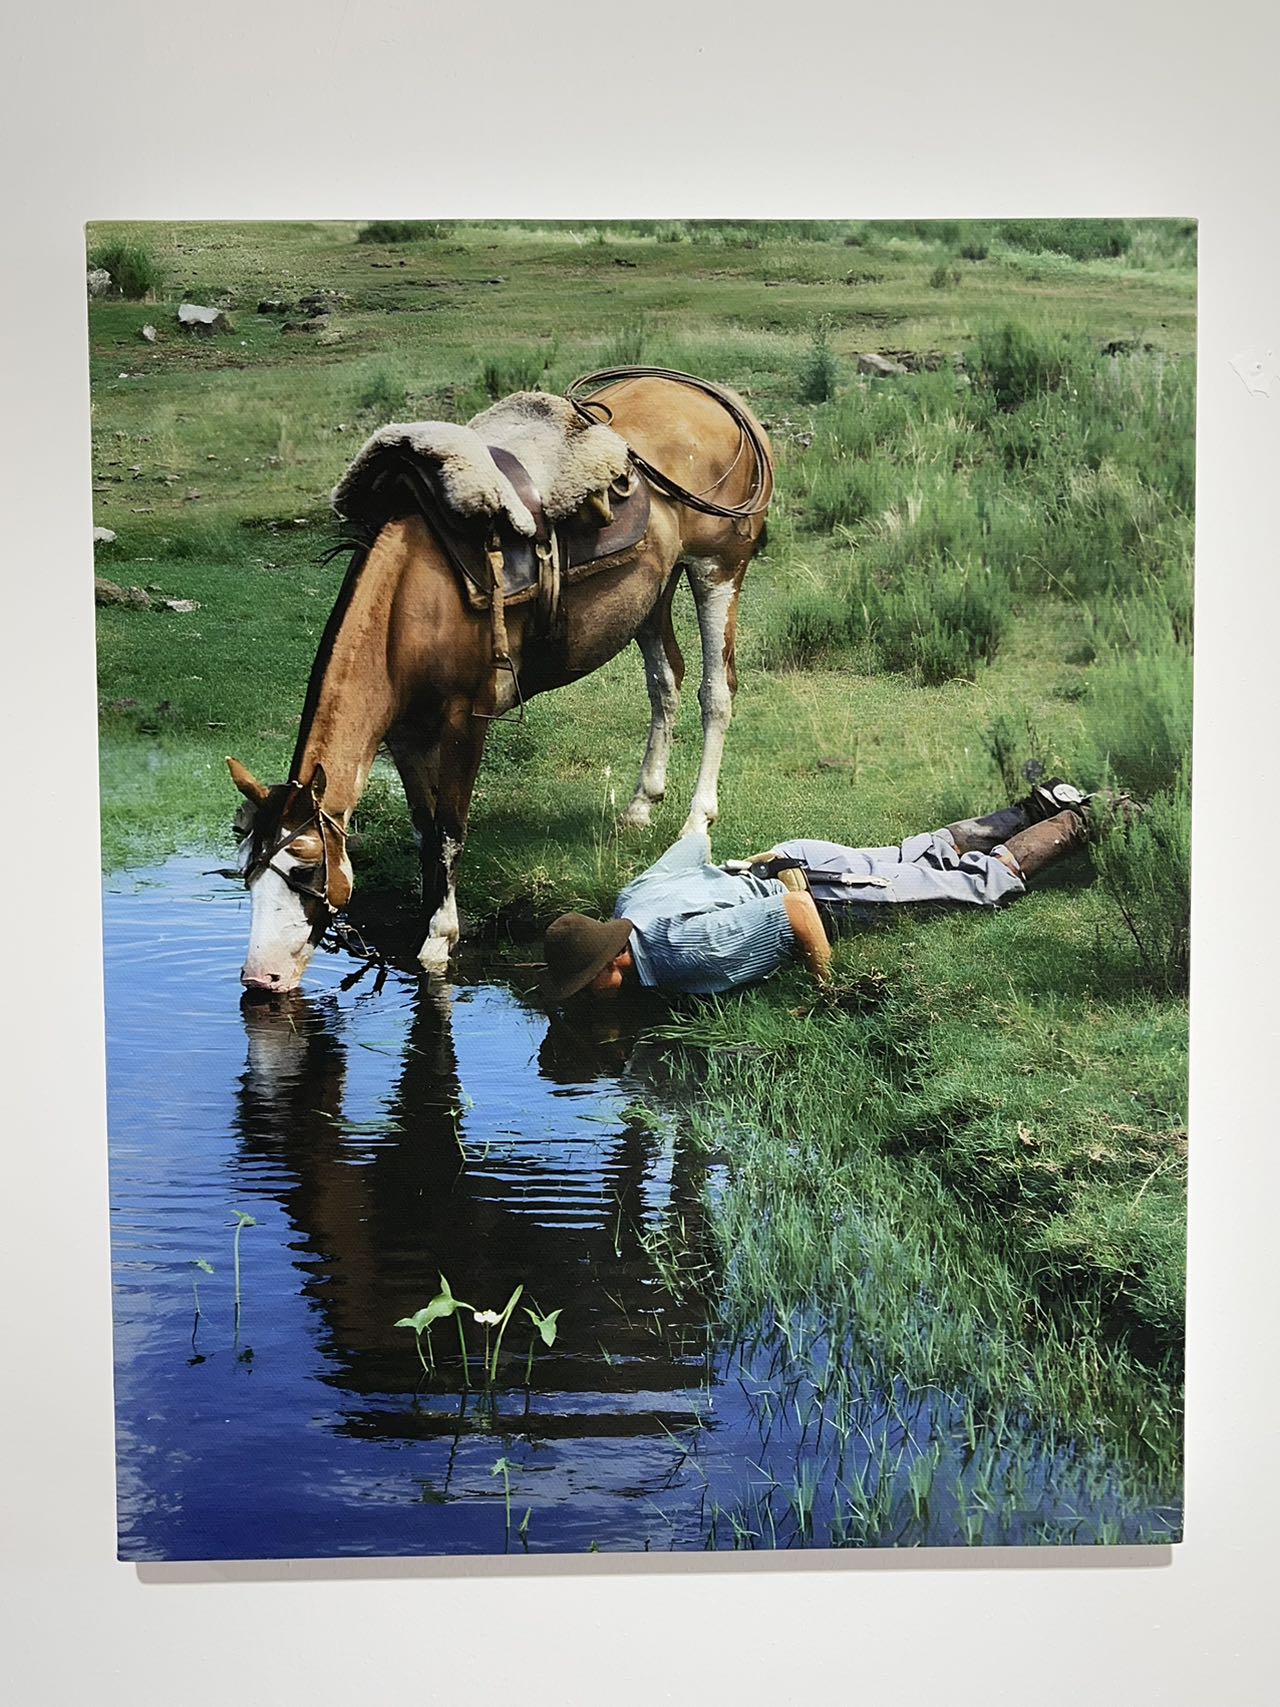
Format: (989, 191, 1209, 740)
(88, 237, 164, 299)
(88, 217, 1193, 1524)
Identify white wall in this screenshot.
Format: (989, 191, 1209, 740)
(2, 3, 1277, 1700)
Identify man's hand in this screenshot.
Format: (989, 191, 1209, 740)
(782, 890, 832, 984)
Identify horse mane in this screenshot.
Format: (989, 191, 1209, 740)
(287, 535, 375, 784)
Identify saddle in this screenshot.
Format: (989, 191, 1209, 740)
(331, 394, 652, 637)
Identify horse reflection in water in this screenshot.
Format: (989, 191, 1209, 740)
(234, 979, 719, 1452)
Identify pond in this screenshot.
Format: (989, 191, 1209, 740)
(104, 858, 1181, 1558)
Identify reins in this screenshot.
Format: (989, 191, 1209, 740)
(564, 367, 773, 520)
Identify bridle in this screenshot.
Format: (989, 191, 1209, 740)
(241, 786, 349, 929)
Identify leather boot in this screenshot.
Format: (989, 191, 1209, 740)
(947, 778, 1092, 853)
(945, 804, 1030, 854)
(1000, 809, 1089, 880)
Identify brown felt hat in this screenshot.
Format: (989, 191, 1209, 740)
(541, 913, 635, 1003)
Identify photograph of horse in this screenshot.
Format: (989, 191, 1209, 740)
(90, 217, 1193, 1558)
(227, 370, 772, 988)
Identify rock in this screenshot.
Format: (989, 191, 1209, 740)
(177, 302, 233, 336)
(95, 577, 152, 609)
(160, 598, 200, 614)
(297, 289, 347, 317)
(857, 353, 909, 378)
(87, 268, 112, 298)
(612, 256, 638, 268)
(1101, 336, 1155, 357)
(257, 298, 291, 315)
(281, 317, 328, 334)
(92, 527, 117, 546)
(140, 324, 157, 343)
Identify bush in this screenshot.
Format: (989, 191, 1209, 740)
(87, 240, 164, 300)
(605, 314, 649, 366)
(994, 219, 1131, 263)
(351, 365, 407, 418)
(798, 318, 839, 403)
(1092, 771, 1191, 994)
(803, 459, 892, 531)
(481, 348, 553, 399)
(356, 221, 452, 244)
(760, 592, 853, 670)
(929, 260, 961, 289)
(858, 560, 1013, 684)
(1077, 645, 1192, 801)
(969, 321, 1084, 411)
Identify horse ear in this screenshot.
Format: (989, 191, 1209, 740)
(227, 756, 268, 805)
(309, 762, 328, 804)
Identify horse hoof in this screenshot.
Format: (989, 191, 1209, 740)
(417, 938, 453, 975)
(618, 799, 652, 831)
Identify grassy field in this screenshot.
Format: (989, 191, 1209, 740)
(89, 218, 1194, 1516)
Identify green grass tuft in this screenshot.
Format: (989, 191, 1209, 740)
(88, 239, 164, 299)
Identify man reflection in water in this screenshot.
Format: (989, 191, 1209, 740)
(541, 779, 1112, 1003)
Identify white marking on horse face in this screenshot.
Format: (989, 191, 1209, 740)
(418, 834, 461, 973)
(242, 855, 318, 992)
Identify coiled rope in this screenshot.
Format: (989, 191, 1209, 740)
(565, 366, 773, 520)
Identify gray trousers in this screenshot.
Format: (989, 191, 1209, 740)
(773, 829, 1026, 915)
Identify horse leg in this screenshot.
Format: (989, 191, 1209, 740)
(681, 558, 746, 837)
(386, 729, 440, 905)
(417, 698, 487, 974)
(620, 574, 686, 830)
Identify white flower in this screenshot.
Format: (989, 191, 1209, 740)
(473, 1309, 502, 1327)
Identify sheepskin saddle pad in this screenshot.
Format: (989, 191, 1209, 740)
(331, 391, 650, 609)
(332, 392, 631, 539)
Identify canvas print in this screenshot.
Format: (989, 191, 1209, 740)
(90, 218, 1193, 1558)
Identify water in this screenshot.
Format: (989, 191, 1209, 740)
(104, 858, 1181, 1558)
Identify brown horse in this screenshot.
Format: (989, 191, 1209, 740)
(227, 373, 773, 991)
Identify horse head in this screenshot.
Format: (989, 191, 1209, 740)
(228, 756, 353, 993)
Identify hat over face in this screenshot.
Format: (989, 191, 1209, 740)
(541, 913, 635, 1003)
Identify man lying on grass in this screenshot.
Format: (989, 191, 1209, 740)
(541, 780, 1125, 1004)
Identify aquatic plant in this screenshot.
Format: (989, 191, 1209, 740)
(491, 1456, 513, 1545)
(395, 1274, 475, 1384)
(523, 1302, 563, 1382)
(229, 1212, 256, 1320)
(189, 1258, 214, 1318)
(481, 1285, 523, 1384)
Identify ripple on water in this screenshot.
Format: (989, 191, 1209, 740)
(104, 855, 1181, 1559)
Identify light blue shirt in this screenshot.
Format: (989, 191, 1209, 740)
(613, 834, 795, 994)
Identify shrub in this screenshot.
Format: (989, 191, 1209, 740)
(994, 219, 1131, 263)
(798, 318, 839, 404)
(858, 560, 1013, 685)
(356, 220, 452, 244)
(985, 714, 1051, 800)
(352, 365, 407, 418)
(969, 321, 1084, 411)
(481, 348, 552, 399)
(87, 240, 164, 300)
(1091, 770, 1191, 994)
(929, 260, 961, 289)
(760, 592, 853, 670)
(803, 459, 891, 531)
(605, 314, 649, 366)
(1077, 644, 1192, 801)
